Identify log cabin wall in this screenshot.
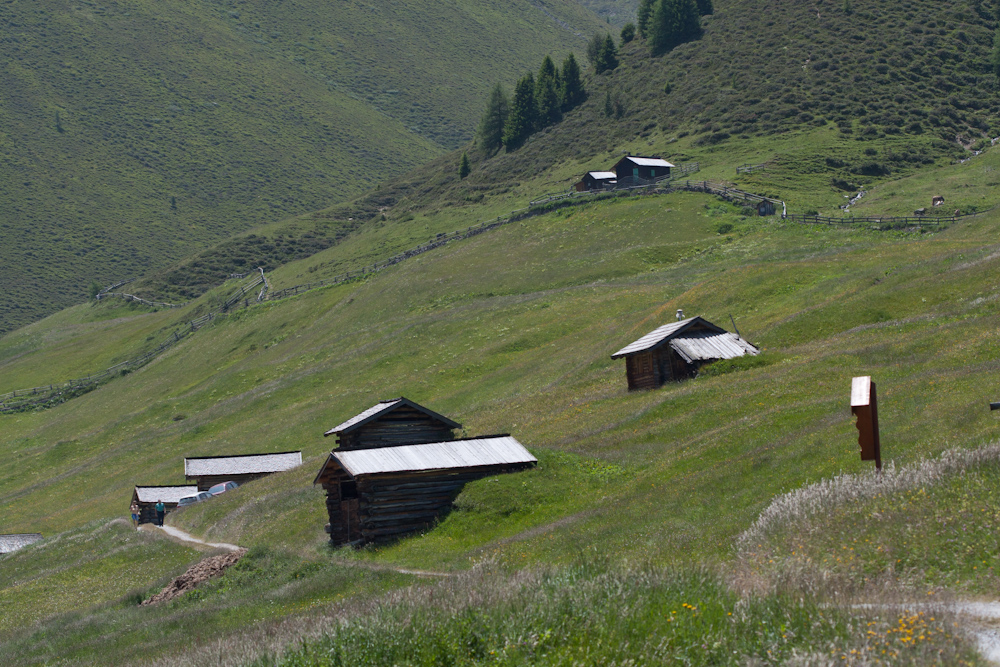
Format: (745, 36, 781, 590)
(626, 351, 659, 390)
(337, 406, 457, 450)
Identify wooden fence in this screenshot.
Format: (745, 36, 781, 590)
(736, 162, 767, 175)
(529, 162, 700, 206)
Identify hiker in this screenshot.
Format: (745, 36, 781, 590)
(130, 501, 140, 528)
(155, 499, 165, 527)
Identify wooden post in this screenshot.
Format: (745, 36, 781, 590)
(851, 376, 881, 470)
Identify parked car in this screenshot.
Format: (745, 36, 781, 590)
(177, 491, 213, 507)
(207, 481, 239, 496)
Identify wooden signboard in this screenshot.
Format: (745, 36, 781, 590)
(851, 376, 881, 470)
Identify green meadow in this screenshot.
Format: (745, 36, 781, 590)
(4, 173, 1000, 661)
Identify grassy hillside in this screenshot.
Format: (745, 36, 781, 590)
(5, 175, 1000, 661)
(130, 0, 1000, 303)
(0, 0, 604, 333)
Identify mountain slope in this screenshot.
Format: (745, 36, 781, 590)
(0, 0, 605, 333)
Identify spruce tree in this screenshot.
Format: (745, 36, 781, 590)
(459, 152, 470, 179)
(648, 0, 702, 56)
(535, 55, 562, 127)
(696, 0, 713, 15)
(503, 73, 537, 150)
(560, 53, 585, 110)
(477, 83, 509, 154)
(637, 0, 655, 38)
(599, 33, 619, 72)
(620, 22, 636, 44)
(586, 33, 605, 69)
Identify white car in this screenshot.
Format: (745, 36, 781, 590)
(177, 491, 213, 507)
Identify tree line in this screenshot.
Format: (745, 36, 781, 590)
(477, 53, 585, 154)
(637, 0, 712, 56)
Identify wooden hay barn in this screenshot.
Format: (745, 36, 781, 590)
(613, 156, 674, 185)
(611, 316, 759, 390)
(184, 451, 303, 491)
(324, 397, 461, 451)
(574, 170, 617, 192)
(132, 485, 198, 524)
(314, 435, 537, 546)
(0, 533, 42, 555)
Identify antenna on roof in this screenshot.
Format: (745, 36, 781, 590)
(729, 313, 742, 338)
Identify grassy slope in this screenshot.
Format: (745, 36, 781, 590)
(0, 0, 604, 333)
(6, 176, 1000, 661)
(133, 0, 1000, 302)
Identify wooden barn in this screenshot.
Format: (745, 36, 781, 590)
(611, 316, 759, 390)
(184, 451, 303, 491)
(613, 156, 674, 184)
(324, 397, 461, 451)
(314, 435, 537, 546)
(0, 533, 42, 555)
(132, 485, 199, 524)
(574, 170, 618, 192)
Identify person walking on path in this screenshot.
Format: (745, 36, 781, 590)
(155, 499, 165, 527)
(130, 501, 140, 528)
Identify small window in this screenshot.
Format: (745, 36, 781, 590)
(340, 481, 358, 499)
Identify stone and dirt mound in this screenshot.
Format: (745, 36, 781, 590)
(142, 548, 247, 605)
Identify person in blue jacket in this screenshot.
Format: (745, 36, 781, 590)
(155, 499, 166, 526)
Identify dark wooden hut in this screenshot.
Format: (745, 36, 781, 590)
(324, 397, 461, 451)
(574, 170, 617, 192)
(757, 199, 776, 216)
(132, 485, 199, 524)
(314, 435, 537, 546)
(613, 156, 674, 185)
(0, 533, 42, 555)
(184, 451, 303, 491)
(611, 316, 759, 390)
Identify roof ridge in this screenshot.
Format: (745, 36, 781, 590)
(183, 450, 302, 461)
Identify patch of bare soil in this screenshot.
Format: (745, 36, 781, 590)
(142, 548, 247, 605)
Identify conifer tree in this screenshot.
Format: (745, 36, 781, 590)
(535, 55, 562, 127)
(620, 22, 636, 44)
(648, 0, 702, 56)
(637, 0, 655, 38)
(477, 83, 509, 154)
(459, 152, 470, 179)
(600, 33, 619, 72)
(696, 0, 713, 15)
(503, 73, 537, 150)
(560, 53, 585, 110)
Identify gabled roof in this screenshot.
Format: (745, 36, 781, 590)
(669, 331, 759, 363)
(134, 485, 200, 504)
(585, 171, 617, 180)
(0, 533, 42, 554)
(184, 451, 302, 477)
(315, 435, 535, 481)
(324, 397, 461, 437)
(612, 316, 727, 358)
(616, 156, 675, 168)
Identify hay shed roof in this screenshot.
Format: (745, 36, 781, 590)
(316, 435, 535, 481)
(134, 485, 200, 504)
(586, 171, 618, 180)
(184, 451, 302, 477)
(324, 397, 461, 437)
(618, 156, 675, 168)
(611, 316, 758, 361)
(0, 533, 42, 554)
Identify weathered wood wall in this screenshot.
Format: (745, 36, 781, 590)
(337, 406, 456, 450)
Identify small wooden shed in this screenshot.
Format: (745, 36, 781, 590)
(324, 397, 461, 451)
(613, 156, 674, 184)
(611, 316, 759, 390)
(574, 171, 618, 192)
(132, 485, 199, 524)
(0, 533, 42, 555)
(184, 451, 303, 491)
(314, 435, 537, 546)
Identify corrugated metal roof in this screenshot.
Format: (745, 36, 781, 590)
(622, 156, 675, 168)
(134, 485, 199, 503)
(324, 397, 462, 436)
(669, 332, 759, 363)
(587, 171, 617, 179)
(0, 533, 42, 554)
(612, 317, 727, 358)
(331, 435, 536, 477)
(184, 451, 302, 477)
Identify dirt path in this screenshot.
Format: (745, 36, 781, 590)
(140, 523, 242, 552)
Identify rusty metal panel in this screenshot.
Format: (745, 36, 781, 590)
(332, 436, 536, 477)
(851, 376, 881, 469)
(184, 451, 302, 477)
